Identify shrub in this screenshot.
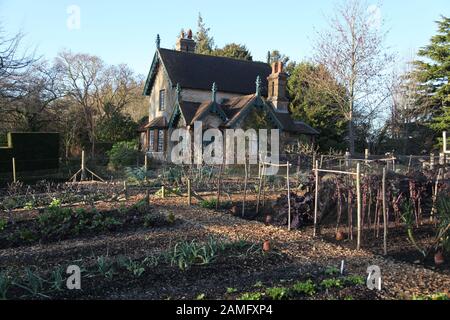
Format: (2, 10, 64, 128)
(107, 141, 140, 169)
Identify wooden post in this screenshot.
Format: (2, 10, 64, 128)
(312, 152, 316, 170)
(81, 150, 86, 181)
(431, 168, 442, 222)
(144, 153, 148, 182)
(146, 189, 150, 206)
(356, 163, 362, 250)
(382, 167, 388, 255)
(216, 164, 223, 210)
(313, 160, 319, 237)
(12, 157, 16, 183)
(430, 153, 435, 170)
(345, 152, 350, 168)
(439, 153, 445, 166)
(444, 131, 448, 153)
(319, 155, 324, 169)
(187, 178, 192, 206)
(124, 181, 128, 201)
(161, 186, 165, 199)
(242, 161, 248, 217)
(256, 164, 265, 214)
(365, 149, 369, 165)
(287, 162, 291, 231)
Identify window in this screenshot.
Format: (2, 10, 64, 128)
(157, 130, 165, 152)
(159, 90, 166, 111)
(149, 130, 154, 151)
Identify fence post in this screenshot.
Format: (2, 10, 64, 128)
(382, 167, 388, 256)
(356, 163, 361, 250)
(287, 161, 291, 231)
(144, 153, 148, 182)
(161, 186, 166, 199)
(365, 149, 369, 165)
(81, 150, 86, 181)
(345, 152, 350, 168)
(124, 181, 128, 201)
(430, 153, 435, 170)
(313, 160, 319, 237)
(187, 178, 192, 206)
(12, 157, 17, 183)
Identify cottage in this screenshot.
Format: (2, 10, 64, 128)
(140, 30, 318, 162)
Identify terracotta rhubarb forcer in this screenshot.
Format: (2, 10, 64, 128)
(336, 231, 345, 241)
(263, 240, 271, 252)
(434, 251, 445, 266)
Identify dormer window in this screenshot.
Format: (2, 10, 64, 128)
(159, 90, 166, 111)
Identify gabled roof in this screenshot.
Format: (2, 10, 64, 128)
(166, 95, 318, 136)
(145, 116, 167, 130)
(144, 49, 272, 96)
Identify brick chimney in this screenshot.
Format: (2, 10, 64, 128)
(176, 29, 196, 53)
(267, 61, 288, 112)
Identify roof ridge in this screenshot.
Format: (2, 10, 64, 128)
(158, 48, 269, 66)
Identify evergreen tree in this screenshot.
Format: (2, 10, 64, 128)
(413, 16, 450, 134)
(194, 13, 214, 55)
(288, 62, 347, 152)
(213, 43, 252, 61)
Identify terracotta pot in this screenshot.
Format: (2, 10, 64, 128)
(434, 251, 445, 266)
(265, 215, 273, 225)
(336, 231, 345, 241)
(263, 240, 271, 252)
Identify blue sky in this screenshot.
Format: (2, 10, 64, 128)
(1, 0, 448, 76)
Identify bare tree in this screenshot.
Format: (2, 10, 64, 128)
(313, 0, 394, 154)
(4, 61, 63, 131)
(0, 26, 36, 128)
(55, 50, 104, 157)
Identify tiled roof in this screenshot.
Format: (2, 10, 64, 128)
(145, 116, 167, 129)
(155, 49, 272, 95)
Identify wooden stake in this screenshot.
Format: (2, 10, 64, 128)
(81, 150, 86, 181)
(144, 154, 148, 182)
(12, 157, 16, 183)
(242, 161, 248, 217)
(146, 189, 150, 206)
(431, 168, 442, 222)
(256, 164, 264, 214)
(382, 167, 388, 255)
(356, 163, 362, 250)
(216, 164, 223, 210)
(287, 161, 291, 231)
(313, 160, 319, 237)
(124, 181, 128, 201)
(187, 178, 192, 206)
(161, 186, 165, 199)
